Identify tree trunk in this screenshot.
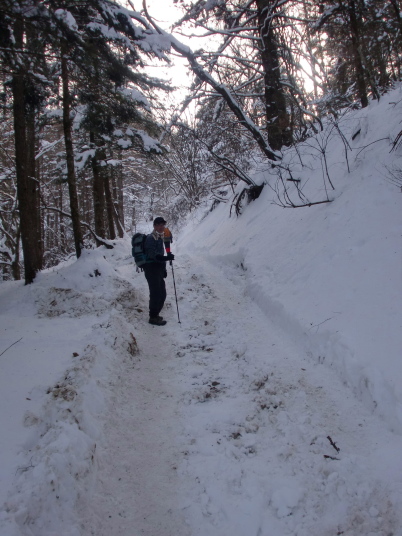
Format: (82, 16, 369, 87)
(91, 133, 107, 245)
(111, 168, 124, 238)
(347, 0, 368, 107)
(117, 164, 124, 229)
(12, 17, 42, 284)
(61, 52, 84, 258)
(104, 172, 116, 240)
(12, 225, 21, 280)
(256, 0, 292, 150)
(58, 181, 66, 254)
(116, 151, 125, 233)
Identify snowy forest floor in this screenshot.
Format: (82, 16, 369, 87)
(1, 242, 402, 536)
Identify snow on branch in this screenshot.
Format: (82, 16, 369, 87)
(141, 1, 281, 163)
(35, 137, 64, 160)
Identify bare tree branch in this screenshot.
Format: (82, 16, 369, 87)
(140, 1, 281, 163)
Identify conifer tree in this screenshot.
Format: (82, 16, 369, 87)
(0, 0, 171, 280)
(52, 0, 170, 243)
(2, 0, 50, 283)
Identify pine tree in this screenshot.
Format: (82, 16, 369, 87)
(3, 0, 50, 283)
(0, 0, 172, 280)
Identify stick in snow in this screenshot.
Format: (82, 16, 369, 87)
(0, 337, 23, 357)
(327, 435, 340, 452)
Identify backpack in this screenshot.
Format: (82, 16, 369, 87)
(131, 233, 148, 269)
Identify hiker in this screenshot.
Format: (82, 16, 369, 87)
(143, 217, 175, 326)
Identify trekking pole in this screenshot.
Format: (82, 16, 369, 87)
(170, 260, 181, 324)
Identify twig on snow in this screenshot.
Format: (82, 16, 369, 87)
(327, 435, 340, 452)
(0, 337, 23, 357)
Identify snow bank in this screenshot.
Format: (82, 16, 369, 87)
(0, 241, 141, 535)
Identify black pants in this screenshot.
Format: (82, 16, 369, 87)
(143, 263, 167, 318)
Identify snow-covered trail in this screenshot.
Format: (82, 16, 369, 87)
(80, 251, 402, 536)
(78, 280, 190, 536)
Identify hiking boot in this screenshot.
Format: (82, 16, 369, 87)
(149, 317, 167, 326)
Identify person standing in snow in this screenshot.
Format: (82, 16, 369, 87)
(143, 217, 175, 326)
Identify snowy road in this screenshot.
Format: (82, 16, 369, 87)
(79, 251, 402, 536)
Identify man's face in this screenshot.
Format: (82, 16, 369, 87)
(154, 223, 165, 233)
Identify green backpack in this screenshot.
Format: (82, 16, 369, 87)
(131, 233, 148, 269)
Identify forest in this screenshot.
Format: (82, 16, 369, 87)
(1, 0, 401, 284)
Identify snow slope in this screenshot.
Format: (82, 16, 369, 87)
(0, 87, 402, 535)
(180, 88, 402, 433)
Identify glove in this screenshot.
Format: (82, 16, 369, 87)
(163, 270, 168, 278)
(155, 253, 175, 262)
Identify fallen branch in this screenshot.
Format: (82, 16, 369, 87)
(230, 184, 265, 216)
(354, 137, 389, 157)
(391, 130, 402, 152)
(308, 316, 334, 332)
(0, 337, 23, 357)
(327, 435, 340, 453)
(276, 199, 333, 208)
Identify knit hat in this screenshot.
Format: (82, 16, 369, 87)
(153, 217, 167, 225)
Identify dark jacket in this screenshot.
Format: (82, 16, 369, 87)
(144, 232, 166, 265)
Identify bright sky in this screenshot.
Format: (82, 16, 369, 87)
(140, 0, 183, 28)
(123, 1, 314, 113)
(124, 0, 202, 115)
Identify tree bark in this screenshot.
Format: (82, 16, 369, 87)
(104, 173, 116, 240)
(111, 167, 124, 238)
(61, 51, 84, 258)
(12, 225, 21, 280)
(115, 151, 125, 235)
(256, 0, 292, 150)
(91, 133, 107, 245)
(347, 0, 368, 107)
(12, 17, 43, 284)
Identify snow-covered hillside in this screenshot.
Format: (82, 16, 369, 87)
(0, 87, 401, 536)
(180, 87, 402, 434)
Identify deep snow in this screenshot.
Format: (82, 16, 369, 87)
(1, 87, 402, 536)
